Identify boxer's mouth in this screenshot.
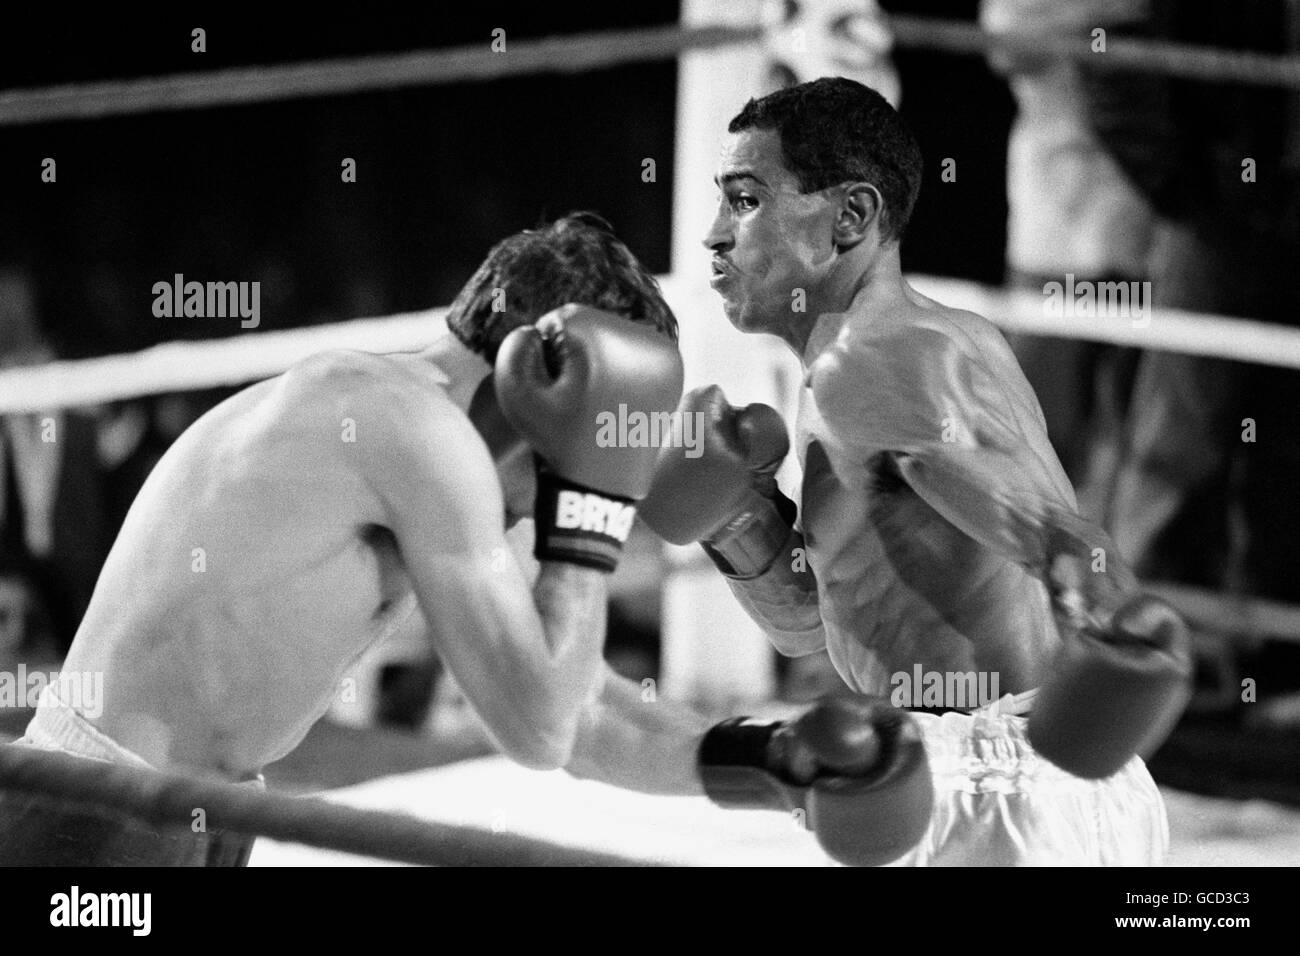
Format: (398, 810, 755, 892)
(709, 258, 735, 289)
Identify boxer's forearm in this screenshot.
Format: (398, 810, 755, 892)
(727, 579, 827, 656)
(532, 562, 608, 704)
(416, 561, 607, 771)
(565, 667, 711, 796)
(893, 445, 1143, 626)
(717, 527, 826, 655)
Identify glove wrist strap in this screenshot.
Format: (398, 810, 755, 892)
(702, 490, 797, 580)
(698, 717, 800, 811)
(532, 460, 635, 573)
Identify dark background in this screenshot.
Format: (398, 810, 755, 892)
(0, 2, 1296, 817)
(0, 2, 1012, 359)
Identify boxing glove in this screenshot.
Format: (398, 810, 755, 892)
(495, 304, 683, 571)
(639, 385, 795, 578)
(698, 696, 934, 866)
(1029, 594, 1194, 779)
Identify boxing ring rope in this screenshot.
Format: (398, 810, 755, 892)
(0, 742, 650, 866)
(3, 15, 1300, 127)
(2, 275, 1300, 415)
(0, 309, 442, 414)
(3, 9, 1299, 863)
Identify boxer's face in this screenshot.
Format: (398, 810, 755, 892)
(705, 129, 839, 340)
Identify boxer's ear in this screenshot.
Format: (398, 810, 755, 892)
(833, 182, 883, 250)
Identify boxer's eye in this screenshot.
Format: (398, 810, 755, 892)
(729, 194, 758, 212)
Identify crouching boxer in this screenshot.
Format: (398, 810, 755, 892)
(0, 213, 927, 867)
(632, 78, 1194, 865)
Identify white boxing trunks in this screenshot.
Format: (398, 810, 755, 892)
(0, 684, 265, 866)
(889, 690, 1169, 866)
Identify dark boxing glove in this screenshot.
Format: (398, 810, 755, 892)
(495, 304, 683, 572)
(1015, 510, 1194, 778)
(1030, 593, 1194, 779)
(639, 385, 795, 578)
(698, 696, 934, 866)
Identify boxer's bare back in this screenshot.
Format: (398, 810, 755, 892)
(63, 350, 502, 778)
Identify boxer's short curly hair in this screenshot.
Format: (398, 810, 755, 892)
(728, 77, 923, 243)
(446, 212, 678, 364)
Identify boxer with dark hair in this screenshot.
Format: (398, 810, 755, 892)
(635, 77, 1192, 865)
(445, 212, 679, 362)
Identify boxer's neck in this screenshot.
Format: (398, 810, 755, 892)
(799, 246, 909, 365)
(419, 334, 523, 462)
(420, 334, 489, 412)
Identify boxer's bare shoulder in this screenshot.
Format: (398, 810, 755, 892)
(905, 291, 1025, 379)
(64, 348, 500, 775)
(807, 310, 968, 455)
(274, 348, 466, 445)
(249, 348, 494, 509)
(277, 348, 434, 408)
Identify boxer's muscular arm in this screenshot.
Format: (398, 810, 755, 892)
(370, 391, 605, 771)
(809, 324, 1110, 581)
(888, 446, 1133, 589)
(891, 439, 1139, 631)
(565, 666, 712, 795)
(639, 387, 825, 655)
(569, 668, 939, 868)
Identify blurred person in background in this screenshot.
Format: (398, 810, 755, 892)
(0, 260, 112, 660)
(978, 0, 1156, 502)
(762, 0, 901, 103)
(1078, 0, 1300, 603)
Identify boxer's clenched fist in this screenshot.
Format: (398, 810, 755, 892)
(495, 304, 683, 571)
(495, 304, 683, 499)
(698, 696, 933, 866)
(1011, 508, 1194, 778)
(639, 385, 795, 578)
(1030, 594, 1194, 779)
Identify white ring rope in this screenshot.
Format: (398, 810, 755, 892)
(2, 275, 1298, 414)
(911, 276, 1300, 369)
(0, 309, 443, 413)
(2, 18, 1299, 128)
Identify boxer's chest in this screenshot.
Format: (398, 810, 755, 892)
(793, 390, 893, 630)
(793, 388, 998, 681)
